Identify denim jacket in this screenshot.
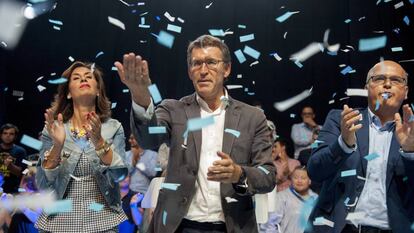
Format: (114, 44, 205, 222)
(36, 118, 128, 210)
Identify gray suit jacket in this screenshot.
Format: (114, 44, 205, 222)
(131, 93, 276, 233)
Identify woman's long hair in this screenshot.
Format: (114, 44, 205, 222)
(50, 61, 111, 122)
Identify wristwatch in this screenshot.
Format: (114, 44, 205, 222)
(95, 141, 111, 158)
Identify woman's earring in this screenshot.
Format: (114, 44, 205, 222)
(67, 94, 71, 99)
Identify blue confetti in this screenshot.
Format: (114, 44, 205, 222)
(48, 19, 63, 25)
(148, 126, 167, 134)
(243, 45, 260, 59)
(187, 116, 215, 132)
(148, 84, 162, 104)
(358, 35, 387, 52)
(111, 66, 118, 71)
(391, 47, 403, 52)
(167, 24, 182, 33)
(341, 169, 356, 177)
(44, 199, 73, 214)
(154, 167, 162, 172)
(48, 77, 67, 84)
(310, 142, 319, 149)
(344, 19, 352, 23)
(0, 174, 4, 187)
(294, 60, 303, 68)
(341, 66, 353, 75)
(111, 102, 117, 109)
(258, 165, 270, 175)
(156, 31, 175, 49)
(155, 16, 161, 21)
(299, 197, 317, 231)
(224, 128, 240, 138)
(208, 29, 225, 37)
(20, 134, 42, 151)
(234, 49, 246, 64)
(364, 153, 380, 161)
(403, 16, 410, 26)
(162, 211, 167, 225)
(375, 99, 380, 111)
(161, 183, 181, 191)
(238, 24, 246, 29)
(122, 89, 129, 93)
(239, 34, 255, 43)
(95, 51, 104, 58)
(89, 202, 104, 212)
(140, 17, 145, 25)
(344, 197, 350, 205)
(247, 92, 255, 96)
(276, 11, 298, 23)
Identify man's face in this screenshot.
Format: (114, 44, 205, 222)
(1, 128, 16, 145)
(188, 47, 231, 100)
(301, 107, 315, 121)
(291, 169, 311, 194)
(366, 61, 408, 112)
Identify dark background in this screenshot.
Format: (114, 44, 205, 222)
(1, 0, 413, 154)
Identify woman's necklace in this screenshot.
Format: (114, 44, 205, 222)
(69, 120, 90, 149)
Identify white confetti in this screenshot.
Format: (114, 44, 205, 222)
(164, 12, 175, 22)
(274, 88, 312, 112)
(108, 16, 125, 30)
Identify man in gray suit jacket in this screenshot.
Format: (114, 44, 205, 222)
(115, 35, 276, 233)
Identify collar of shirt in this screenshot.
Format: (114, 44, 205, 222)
(367, 108, 395, 132)
(195, 89, 229, 114)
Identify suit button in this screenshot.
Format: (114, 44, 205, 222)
(181, 197, 188, 204)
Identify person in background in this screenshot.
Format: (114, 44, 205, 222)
(291, 106, 321, 158)
(126, 133, 158, 195)
(118, 176, 139, 233)
(260, 166, 318, 233)
(298, 128, 320, 166)
(0, 123, 27, 194)
(273, 137, 300, 192)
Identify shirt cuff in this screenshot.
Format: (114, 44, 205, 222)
(399, 149, 414, 160)
(338, 135, 357, 154)
(132, 99, 155, 121)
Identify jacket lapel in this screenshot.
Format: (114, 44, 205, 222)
(386, 134, 400, 190)
(222, 97, 241, 157)
(356, 109, 369, 176)
(183, 93, 202, 165)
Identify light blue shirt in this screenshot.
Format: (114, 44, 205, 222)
(291, 123, 321, 158)
(127, 149, 158, 194)
(338, 108, 414, 229)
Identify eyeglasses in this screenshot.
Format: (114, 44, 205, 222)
(368, 75, 407, 86)
(190, 58, 225, 70)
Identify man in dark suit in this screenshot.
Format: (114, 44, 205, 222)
(115, 35, 276, 233)
(307, 60, 414, 233)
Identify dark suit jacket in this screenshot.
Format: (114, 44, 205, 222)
(306, 108, 414, 233)
(131, 93, 276, 233)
